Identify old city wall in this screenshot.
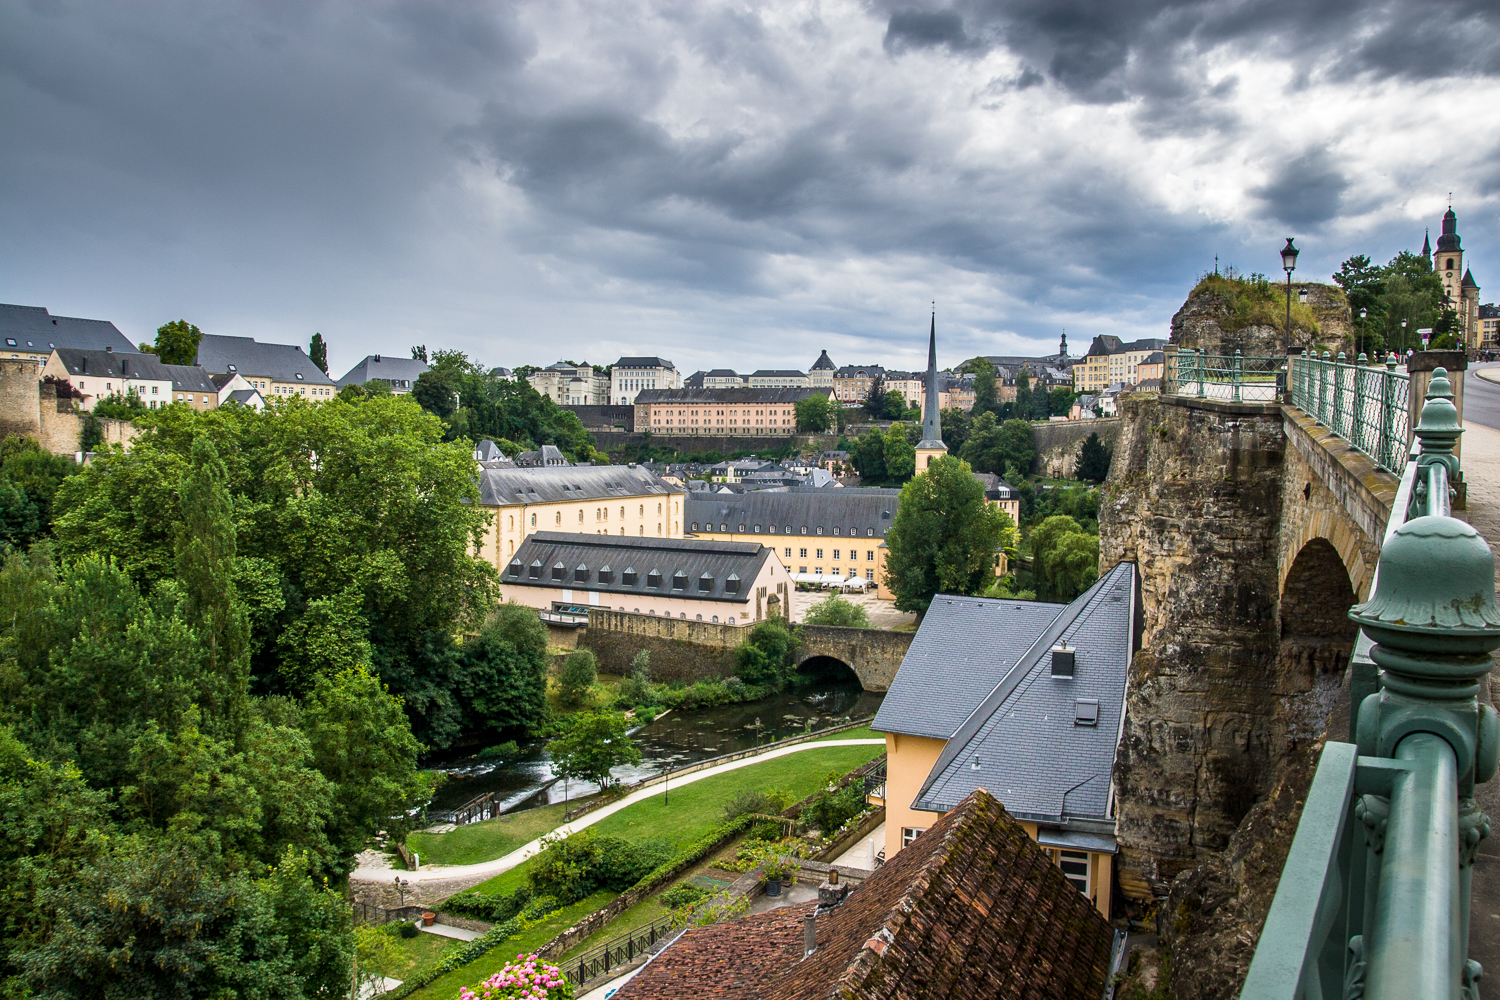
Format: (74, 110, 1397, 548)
(0, 359, 42, 439)
(1, 359, 138, 456)
(594, 431, 839, 459)
(792, 625, 913, 692)
(1031, 417, 1121, 478)
(579, 609, 744, 680)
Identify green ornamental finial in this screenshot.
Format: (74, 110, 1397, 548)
(1350, 516, 1500, 639)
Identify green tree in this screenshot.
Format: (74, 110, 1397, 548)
(412, 369, 460, 417)
(1014, 369, 1033, 419)
(939, 408, 971, 454)
(276, 589, 372, 696)
(795, 393, 838, 433)
(850, 428, 887, 484)
(733, 619, 797, 687)
(309, 332, 329, 374)
(996, 419, 1036, 477)
(883, 455, 1013, 617)
(455, 603, 550, 736)
(0, 437, 75, 547)
(174, 435, 249, 705)
(882, 424, 916, 482)
(548, 711, 642, 791)
(971, 364, 997, 417)
(1048, 387, 1075, 416)
(1076, 432, 1112, 482)
(1028, 515, 1101, 601)
(800, 591, 871, 628)
(153, 320, 204, 366)
(558, 649, 599, 707)
(863, 374, 887, 419)
(302, 666, 428, 853)
(411, 345, 429, 363)
(959, 411, 1005, 474)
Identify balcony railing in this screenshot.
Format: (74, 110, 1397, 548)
(1241, 368, 1497, 1000)
(1165, 349, 1286, 402)
(1288, 352, 1412, 476)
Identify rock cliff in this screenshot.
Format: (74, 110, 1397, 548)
(1171, 276, 1353, 357)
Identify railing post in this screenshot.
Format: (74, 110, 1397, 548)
(1232, 349, 1243, 403)
(1196, 349, 1206, 398)
(1347, 456, 1500, 998)
(1380, 353, 1397, 472)
(1332, 352, 1346, 437)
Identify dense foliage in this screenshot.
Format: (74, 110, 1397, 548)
(1190, 272, 1323, 342)
(794, 393, 840, 433)
(800, 591, 872, 628)
(959, 414, 1035, 476)
(732, 618, 799, 687)
(883, 455, 1016, 616)
(548, 711, 643, 791)
(46, 394, 549, 748)
(0, 437, 75, 548)
(412, 350, 603, 460)
(1029, 514, 1101, 601)
(1076, 431, 1113, 482)
(148, 319, 204, 366)
(1333, 250, 1459, 352)
(848, 423, 916, 486)
(527, 831, 672, 904)
(0, 433, 438, 994)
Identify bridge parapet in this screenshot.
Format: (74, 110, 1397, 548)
(1244, 369, 1500, 999)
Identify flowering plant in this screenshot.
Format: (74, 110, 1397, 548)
(458, 954, 574, 1000)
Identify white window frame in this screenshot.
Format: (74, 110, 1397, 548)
(901, 827, 926, 848)
(1057, 849, 1091, 895)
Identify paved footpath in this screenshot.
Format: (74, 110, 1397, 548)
(351, 738, 884, 892)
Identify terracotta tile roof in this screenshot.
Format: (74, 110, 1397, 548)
(613, 790, 1113, 1000)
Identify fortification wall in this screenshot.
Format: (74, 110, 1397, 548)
(0, 358, 42, 439)
(1030, 417, 1121, 478)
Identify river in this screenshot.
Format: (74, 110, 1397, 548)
(424, 677, 884, 816)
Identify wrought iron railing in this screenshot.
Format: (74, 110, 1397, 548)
(569, 915, 679, 986)
(1241, 368, 1493, 1000)
(1288, 352, 1412, 476)
(863, 759, 887, 801)
(351, 901, 427, 926)
(1165, 349, 1285, 402)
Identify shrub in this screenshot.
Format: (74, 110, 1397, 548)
(526, 832, 672, 904)
(722, 788, 792, 823)
(456, 954, 574, 1000)
(478, 740, 521, 761)
(657, 882, 709, 911)
(617, 667, 655, 709)
(443, 887, 532, 924)
(733, 619, 797, 688)
(635, 705, 657, 725)
(398, 921, 419, 939)
(800, 592, 871, 629)
(557, 650, 598, 707)
(805, 774, 867, 835)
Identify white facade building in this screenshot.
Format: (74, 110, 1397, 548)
(611, 356, 681, 405)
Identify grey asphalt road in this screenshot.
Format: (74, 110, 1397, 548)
(1466, 366, 1500, 430)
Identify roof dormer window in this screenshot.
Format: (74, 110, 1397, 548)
(552, 562, 566, 581)
(529, 560, 542, 579)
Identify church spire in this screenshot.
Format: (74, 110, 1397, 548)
(1422, 228, 1432, 259)
(915, 306, 947, 468)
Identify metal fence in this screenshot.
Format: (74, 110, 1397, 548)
(1166, 349, 1285, 402)
(351, 901, 427, 926)
(568, 915, 679, 986)
(1241, 368, 1483, 1000)
(1288, 352, 1411, 475)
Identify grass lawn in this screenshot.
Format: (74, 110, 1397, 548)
(815, 725, 878, 742)
(365, 927, 460, 984)
(406, 742, 883, 998)
(410, 802, 575, 868)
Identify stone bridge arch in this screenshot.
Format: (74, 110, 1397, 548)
(793, 624, 914, 692)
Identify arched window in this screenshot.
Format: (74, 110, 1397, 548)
(555, 511, 561, 525)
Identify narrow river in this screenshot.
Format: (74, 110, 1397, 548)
(424, 677, 885, 816)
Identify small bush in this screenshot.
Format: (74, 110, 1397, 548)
(526, 831, 673, 904)
(618, 667, 656, 709)
(398, 921, 419, 939)
(748, 819, 785, 841)
(558, 650, 599, 707)
(722, 788, 792, 823)
(520, 895, 561, 924)
(443, 886, 533, 923)
(478, 740, 521, 761)
(635, 705, 658, 725)
(657, 882, 710, 911)
(806, 774, 867, 835)
(801, 591, 871, 628)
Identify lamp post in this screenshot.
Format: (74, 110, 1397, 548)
(1281, 238, 1300, 355)
(1359, 307, 1368, 357)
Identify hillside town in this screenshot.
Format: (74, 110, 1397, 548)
(4, 2, 1500, 998)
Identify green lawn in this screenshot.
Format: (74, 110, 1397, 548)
(405, 742, 884, 999)
(410, 802, 574, 868)
(814, 725, 879, 742)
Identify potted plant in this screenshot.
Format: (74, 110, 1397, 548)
(763, 858, 798, 897)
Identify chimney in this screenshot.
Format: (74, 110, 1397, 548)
(803, 912, 816, 958)
(105, 345, 112, 352)
(374, 354, 381, 362)
(1050, 641, 1075, 678)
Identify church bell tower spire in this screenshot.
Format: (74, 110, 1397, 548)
(915, 306, 948, 471)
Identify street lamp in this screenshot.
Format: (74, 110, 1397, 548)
(1359, 307, 1367, 357)
(1281, 238, 1300, 355)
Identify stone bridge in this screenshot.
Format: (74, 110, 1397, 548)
(1100, 377, 1436, 907)
(579, 608, 911, 691)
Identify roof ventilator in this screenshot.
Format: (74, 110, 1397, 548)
(1051, 641, 1075, 679)
(1075, 699, 1100, 726)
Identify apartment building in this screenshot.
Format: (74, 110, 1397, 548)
(746, 370, 809, 388)
(2, 303, 137, 364)
(1075, 336, 1167, 392)
(611, 356, 681, 405)
(529, 361, 611, 405)
(808, 349, 837, 388)
(833, 365, 885, 404)
(195, 334, 337, 400)
(336, 354, 430, 394)
(42, 348, 175, 410)
(634, 387, 821, 437)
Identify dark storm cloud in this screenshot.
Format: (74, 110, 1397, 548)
(883, 10, 983, 54)
(1251, 149, 1349, 228)
(879, 0, 1500, 105)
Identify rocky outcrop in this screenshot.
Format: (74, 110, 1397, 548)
(1171, 278, 1352, 357)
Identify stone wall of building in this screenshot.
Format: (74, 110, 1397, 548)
(579, 609, 747, 680)
(1030, 417, 1122, 478)
(0, 358, 42, 439)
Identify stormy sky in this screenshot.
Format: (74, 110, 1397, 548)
(3, 0, 1497, 378)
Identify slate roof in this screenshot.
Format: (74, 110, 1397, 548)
(163, 364, 218, 393)
(614, 356, 676, 369)
(226, 389, 263, 406)
(914, 562, 1139, 823)
(478, 464, 677, 505)
(612, 789, 1114, 1000)
(810, 350, 836, 371)
(971, 472, 1019, 502)
(194, 334, 335, 384)
(635, 387, 824, 405)
(51, 348, 173, 381)
(749, 370, 807, 378)
(0, 304, 138, 354)
(504, 532, 769, 604)
(686, 487, 901, 539)
(835, 365, 886, 378)
(873, 595, 1067, 742)
(336, 354, 429, 388)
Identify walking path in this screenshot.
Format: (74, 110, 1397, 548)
(351, 739, 884, 888)
(827, 821, 886, 871)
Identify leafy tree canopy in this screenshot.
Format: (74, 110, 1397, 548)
(153, 319, 204, 367)
(548, 712, 643, 791)
(800, 591, 871, 628)
(795, 393, 839, 433)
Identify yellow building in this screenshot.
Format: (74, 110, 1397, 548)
(43, 348, 218, 411)
(871, 562, 1139, 918)
(634, 387, 817, 437)
(475, 462, 685, 569)
(1076, 336, 1167, 391)
(1428, 208, 1483, 349)
(194, 333, 337, 400)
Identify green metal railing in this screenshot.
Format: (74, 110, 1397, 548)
(1288, 352, 1412, 476)
(1242, 368, 1498, 1000)
(1166, 349, 1286, 402)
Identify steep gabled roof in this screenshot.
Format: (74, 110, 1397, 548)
(1, 304, 137, 354)
(51, 347, 173, 381)
(478, 464, 676, 505)
(336, 354, 430, 387)
(915, 562, 1138, 823)
(195, 334, 335, 385)
(504, 532, 769, 604)
(612, 789, 1114, 1000)
(810, 350, 837, 371)
(163, 364, 218, 393)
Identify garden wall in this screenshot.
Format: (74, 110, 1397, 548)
(580, 609, 748, 679)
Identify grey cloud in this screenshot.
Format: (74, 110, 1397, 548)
(1251, 149, 1348, 229)
(883, 10, 984, 54)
